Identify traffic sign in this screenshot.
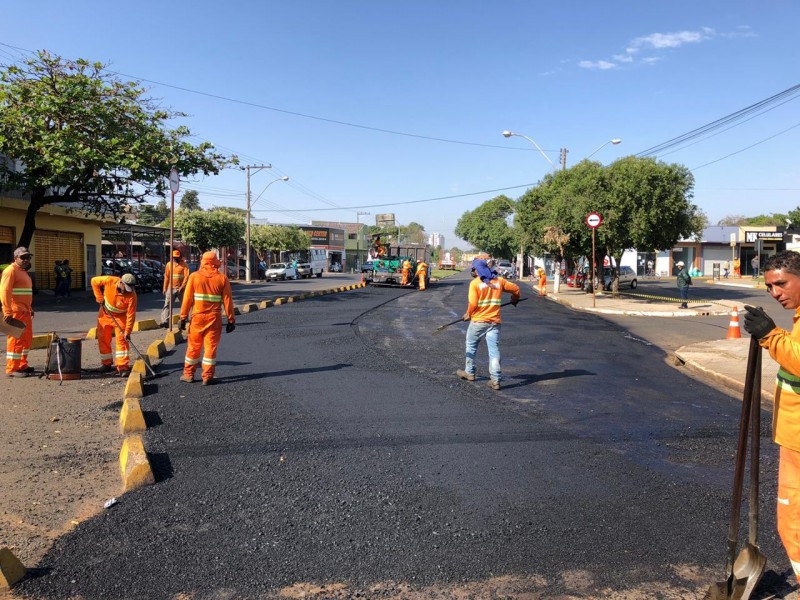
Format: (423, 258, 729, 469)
(168, 168, 180, 194)
(586, 212, 602, 228)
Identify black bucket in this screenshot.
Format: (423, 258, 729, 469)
(46, 337, 82, 381)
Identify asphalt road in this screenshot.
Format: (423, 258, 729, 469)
(13, 272, 794, 599)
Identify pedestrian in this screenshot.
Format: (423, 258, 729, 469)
(646, 259, 654, 277)
(723, 261, 730, 279)
(1, 247, 35, 377)
(400, 258, 411, 286)
(91, 273, 138, 376)
(258, 259, 267, 280)
(676, 261, 692, 309)
(53, 260, 65, 298)
(178, 251, 236, 386)
(456, 258, 520, 391)
(752, 254, 760, 279)
(537, 266, 547, 296)
(416, 259, 428, 291)
(160, 250, 188, 328)
(734, 257, 742, 278)
(742, 250, 800, 583)
(62, 259, 72, 297)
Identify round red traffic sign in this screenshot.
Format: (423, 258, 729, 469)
(586, 212, 602, 228)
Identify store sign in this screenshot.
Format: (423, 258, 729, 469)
(745, 230, 783, 243)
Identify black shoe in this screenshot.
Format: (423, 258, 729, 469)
(159, 322, 169, 329)
(117, 369, 132, 378)
(7, 370, 31, 378)
(22, 366, 35, 373)
(97, 364, 115, 373)
(202, 378, 215, 386)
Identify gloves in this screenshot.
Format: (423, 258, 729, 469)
(511, 298, 519, 307)
(179, 319, 186, 332)
(462, 312, 471, 321)
(226, 322, 236, 334)
(3, 315, 12, 324)
(743, 305, 776, 339)
(124, 333, 131, 341)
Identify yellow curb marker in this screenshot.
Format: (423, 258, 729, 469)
(31, 334, 50, 350)
(0, 547, 26, 590)
(241, 303, 259, 313)
(258, 299, 273, 309)
(119, 435, 155, 491)
(134, 319, 159, 332)
(119, 398, 146, 434)
(274, 297, 286, 305)
(233, 307, 242, 315)
(131, 356, 151, 376)
(147, 339, 166, 360)
(123, 371, 144, 400)
(164, 330, 183, 348)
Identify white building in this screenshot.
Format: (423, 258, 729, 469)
(428, 232, 445, 248)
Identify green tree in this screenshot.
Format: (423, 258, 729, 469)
(250, 225, 311, 260)
(136, 198, 169, 226)
(788, 207, 800, 230)
(174, 208, 245, 251)
(0, 51, 232, 248)
(454, 195, 516, 258)
(180, 189, 201, 211)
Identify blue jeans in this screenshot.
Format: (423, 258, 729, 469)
(464, 321, 501, 382)
(679, 286, 688, 304)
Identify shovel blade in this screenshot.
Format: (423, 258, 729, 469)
(704, 577, 748, 600)
(732, 543, 767, 600)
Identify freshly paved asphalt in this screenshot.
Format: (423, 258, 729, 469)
(10, 271, 798, 599)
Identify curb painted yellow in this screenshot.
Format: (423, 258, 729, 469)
(123, 371, 144, 400)
(274, 297, 287, 305)
(147, 339, 166, 360)
(233, 307, 242, 315)
(258, 299, 273, 309)
(86, 326, 97, 339)
(134, 319, 160, 332)
(131, 356, 152, 377)
(0, 547, 26, 589)
(241, 303, 259, 313)
(119, 435, 155, 491)
(119, 398, 146, 434)
(164, 330, 183, 348)
(31, 334, 50, 350)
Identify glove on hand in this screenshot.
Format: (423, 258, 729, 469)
(179, 319, 186, 332)
(226, 322, 236, 334)
(125, 333, 131, 341)
(3, 315, 13, 324)
(511, 299, 519, 307)
(462, 312, 470, 321)
(743, 305, 776, 339)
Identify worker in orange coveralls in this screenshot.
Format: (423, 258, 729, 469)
(160, 249, 189, 328)
(1, 247, 35, 377)
(91, 273, 138, 376)
(743, 251, 800, 581)
(416, 260, 428, 291)
(537, 267, 547, 296)
(179, 251, 236, 386)
(400, 258, 412, 286)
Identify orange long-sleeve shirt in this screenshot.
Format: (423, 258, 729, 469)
(761, 309, 800, 452)
(91, 275, 138, 334)
(163, 260, 189, 293)
(180, 267, 235, 322)
(0, 263, 33, 316)
(466, 276, 520, 324)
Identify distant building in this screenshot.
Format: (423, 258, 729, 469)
(428, 232, 445, 249)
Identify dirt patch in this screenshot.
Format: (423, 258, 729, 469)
(0, 328, 170, 570)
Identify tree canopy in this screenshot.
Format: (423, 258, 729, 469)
(0, 51, 233, 247)
(454, 195, 516, 259)
(174, 209, 245, 252)
(180, 189, 201, 211)
(250, 225, 311, 259)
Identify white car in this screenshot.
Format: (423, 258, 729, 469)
(265, 263, 298, 280)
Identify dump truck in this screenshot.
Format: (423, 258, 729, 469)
(365, 238, 431, 288)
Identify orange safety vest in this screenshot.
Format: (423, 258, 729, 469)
(163, 261, 189, 293)
(91, 275, 138, 334)
(180, 269, 235, 322)
(467, 276, 520, 324)
(0, 263, 33, 316)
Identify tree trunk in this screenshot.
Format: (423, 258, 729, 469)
(17, 189, 48, 248)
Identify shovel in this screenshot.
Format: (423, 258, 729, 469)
(433, 298, 528, 334)
(102, 307, 160, 379)
(705, 335, 761, 600)
(0, 315, 26, 337)
(731, 344, 767, 599)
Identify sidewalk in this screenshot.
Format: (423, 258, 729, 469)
(542, 280, 777, 402)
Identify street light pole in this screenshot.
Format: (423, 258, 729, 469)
(502, 130, 557, 170)
(585, 138, 622, 160)
(356, 211, 370, 271)
(245, 165, 272, 283)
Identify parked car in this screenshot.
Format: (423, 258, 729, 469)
(295, 262, 313, 279)
(227, 261, 246, 279)
(265, 263, 297, 280)
(495, 260, 515, 278)
(603, 265, 638, 290)
(361, 261, 374, 273)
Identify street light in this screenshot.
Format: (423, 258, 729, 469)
(586, 138, 622, 160)
(245, 165, 289, 282)
(356, 211, 370, 271)
(502, 130, 557, 170)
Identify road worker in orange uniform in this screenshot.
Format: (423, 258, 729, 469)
(537, 267, 547, 296)
(456, 258, 520, 391)
(400, 258, 412, 286)
(1, 247, 35, 377)
(179, 251, 236, 386)
(416, 260, 428, 291)
(160, 249, 189, 328)
(742, 251, 800, 581)
(91, 273, 138, 376)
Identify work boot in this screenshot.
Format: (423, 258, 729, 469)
(456, 369, 475, 382)
(202, 378, 215, 386)
(97, 364, 115, 374)
(117, 368, 132, 378)
(22, 366, 35, 373)
(179, 375, 194, 383)
(487, 379, 501, 391)
(7, 370, 31, 378)
(159, 322, 169, 329)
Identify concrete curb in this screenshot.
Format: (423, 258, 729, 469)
(123, 371, 144, 400)
(119, 435, 155, 491)
(0, 547, 26, 590)
(119, 398, 146, 434)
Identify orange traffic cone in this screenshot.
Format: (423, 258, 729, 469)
(727, 305, 742, 339)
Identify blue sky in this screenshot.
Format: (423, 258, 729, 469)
(2, 1, 799, 249)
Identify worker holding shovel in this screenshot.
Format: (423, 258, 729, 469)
(91, 273, 138, 376)
(743, 250, 800, 583)
(1, 247, 35, 377)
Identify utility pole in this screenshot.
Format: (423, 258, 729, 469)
(560, 147, 568, 170)
(356, 211, 370, 271)
(245, 164, 272, 283)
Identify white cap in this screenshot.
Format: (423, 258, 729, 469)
(676, 261, 685, 267)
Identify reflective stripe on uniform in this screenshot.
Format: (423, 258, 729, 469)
(778, 368, 800, 395)
(6, 351, 23, 360)
(11, 287, 32, 295)
(104, 300, 126, 314)
(477, 298, 502, 307)
(202, 356, 216, 366)
(185, 356, 201, 366)
(194, 293, 222, 303)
